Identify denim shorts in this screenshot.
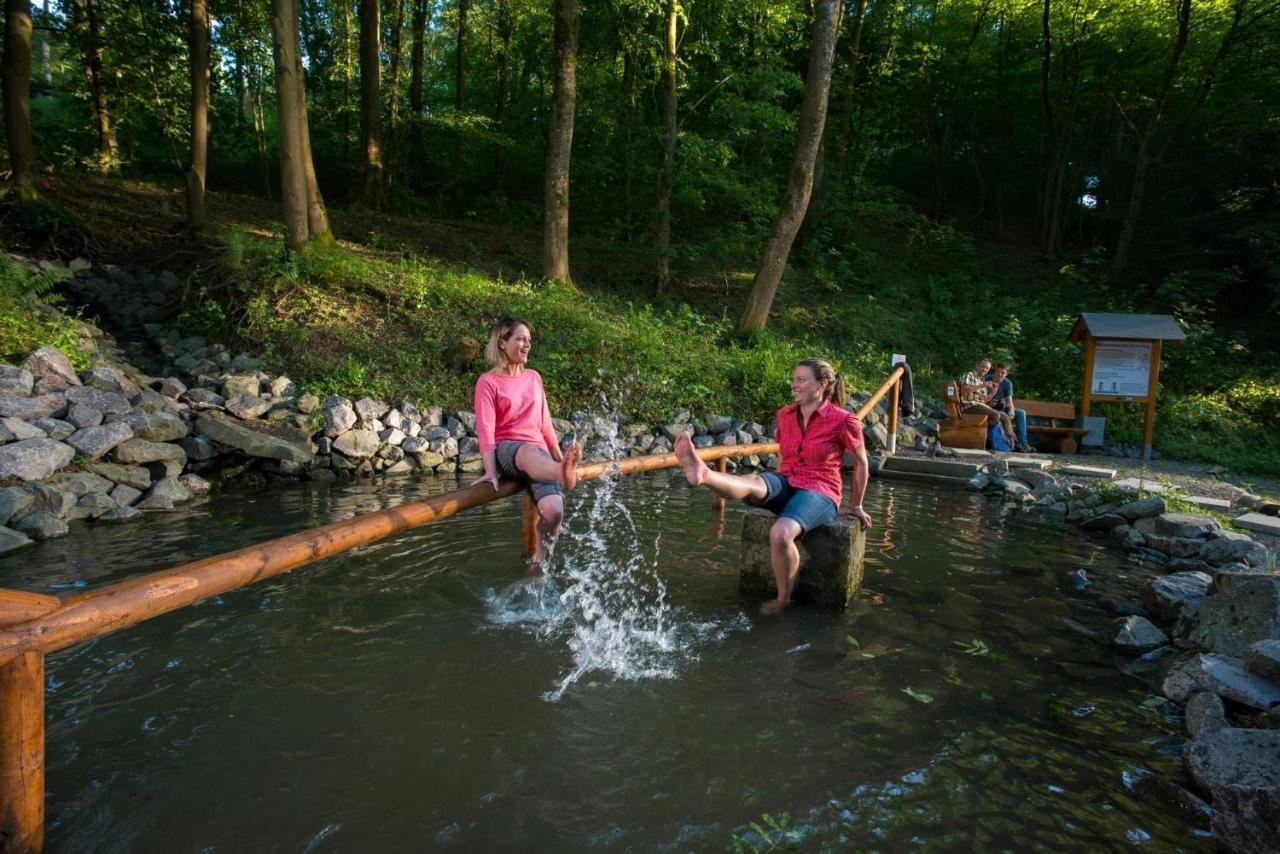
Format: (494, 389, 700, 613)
(746, 471, 837, 532)
(495, 440, 563, 504)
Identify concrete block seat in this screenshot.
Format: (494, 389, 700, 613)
(738, 510, 865, 608)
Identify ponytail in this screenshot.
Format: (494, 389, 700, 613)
(797, 358, 846, 407)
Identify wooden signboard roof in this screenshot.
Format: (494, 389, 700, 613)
(1069, 313, 1185, 343)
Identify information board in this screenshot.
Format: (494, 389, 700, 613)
(1090, 341, 1152, 398)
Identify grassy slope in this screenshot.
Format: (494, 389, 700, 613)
(13, 174, 1280, 478)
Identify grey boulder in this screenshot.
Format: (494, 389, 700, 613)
(66, 422, 135, 460)
(0, 439, 75, 481)
(11, 510, 69, 540)
(1142, 571, 1213, 624)
(1184, 728, 1280, 854)
(0, 525, 33, 555)
(1178, 575, 1280, 658)
(1109, 616, 1169, 654)
(1163, 653, 1280, 710)
(196, 412, 313, 464)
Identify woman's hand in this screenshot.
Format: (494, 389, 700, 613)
(852, 507, 874, 530)
(548, 442, 564, 462)
(473, 471, 501, 492)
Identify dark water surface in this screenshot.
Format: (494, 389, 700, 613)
(1, 472, 1211, 851)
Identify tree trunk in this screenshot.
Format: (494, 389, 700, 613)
(620, 47, 636, 233)
(185, 0, 210, 230)
(834, 0, 868, 166)
(73, 0, 118, 174)
(408, 0, 426, 187)
(542, 0, 577, 284)
(341, 0, 354, 163)
(451, 0, 470, 191)
(493, 0, 513, 193)
(384, 0, 405, 190)
(295, 0, 330, 242)
(735, 0, 841, 336)
(39, 0, 49, 89)
(358, 0, 385, 207)
(654, 0, 678, 292)
(270, 0, 308, 248)
(249, 58, 271, 199)
(2, 0, 36, 197)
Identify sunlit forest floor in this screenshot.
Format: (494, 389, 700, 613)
(8, 173, 1280, 481)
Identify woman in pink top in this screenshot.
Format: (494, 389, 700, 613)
(674, 358, 873, 614)
(473, 317, 582, 566)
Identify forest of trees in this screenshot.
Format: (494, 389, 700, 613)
(1, 0, 1278, 339)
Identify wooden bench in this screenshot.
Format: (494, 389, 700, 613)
(937, 379, 992, 450)
(1020, 400, 1089, 454)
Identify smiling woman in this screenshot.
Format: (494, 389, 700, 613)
(473, 316, 582, 568)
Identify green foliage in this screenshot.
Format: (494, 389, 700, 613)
(0, 256, 89, 368)
(731, 812, 803, 853)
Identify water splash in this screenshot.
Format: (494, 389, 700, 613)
(486, 396, 747, 701)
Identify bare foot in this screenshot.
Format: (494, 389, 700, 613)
(759, 599, 790, 615)
(527, 548, 548, 573)
(560, 442, 581, 491)
(673, 432, 708, 486)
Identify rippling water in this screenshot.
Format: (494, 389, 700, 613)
(0, 471, 1212, 851)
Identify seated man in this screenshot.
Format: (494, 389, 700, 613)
(985, 362, 1032, 452)
(959, 357, 1015, 448)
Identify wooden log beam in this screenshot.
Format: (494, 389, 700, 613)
(0, 651, 43, 854)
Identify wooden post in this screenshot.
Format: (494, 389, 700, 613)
(1142, 339, 1162, 461)
(521, 491, 538, 557)
(1080, 336, 1096, 418)
(711, 458, 728, 510)
(887, 377, 900, 455)
(0, 588, 51, 854)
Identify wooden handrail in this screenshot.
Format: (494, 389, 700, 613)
(0, 365, 904, 853)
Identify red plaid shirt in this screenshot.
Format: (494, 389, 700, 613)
(775, 400, 864, 506)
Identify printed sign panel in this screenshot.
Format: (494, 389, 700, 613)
(1091, 341, 1152, 398)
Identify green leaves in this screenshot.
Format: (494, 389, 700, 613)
(902, 687, 934, 704)
(952, 638, 990, 657)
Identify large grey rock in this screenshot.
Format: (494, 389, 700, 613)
(738, 510, 864, 607)
(1143, 534, 1205, 560)
(158, 376, 187, 399)
(1246, 640, 1280, 685)
(98, 505, 141, 523)
(134, 411, 188, 442)
(1143, 571, 1213, 624)
(21, 347, 80, 387)
(196, 412, 313, 464)
(65, 386, 131, 416)
(113, 438, 187, 469)
(1184, 728, 1280, 854)
(25, 482, 75, 518)
(378, 428, 405, 446)
(67, 403, 103, 429)
(1164, 653, 1280, 710)
(225, 394, 273, 420)
(420, 425, 450, 442)
(136, 477, 192, 510)
(333, 429, 381, 459)
(1200, 536, 1270, 568)
(401, 436, 428, 454)
(268, 376, 296, 398)
(183, 388, 225, 408)
(1080, 513, 1128, 532)
(324, 400, 357, 437)
(456, 410, 477, 432)
(1110, 616, 1169, 654)
(0, 439, 74, 480)
(1180, 575, 1280, 658)
(47, 472, 114, 497)
(178, 435, 217, 461)
(66, 421, 135, 459)
(1185, 691, 1229, 738)
(1015, 468, 1058, 491)
(0, 365, 33, 395)
(80, 365, 141, 397)
(221, 374, 262, 397)
(0, 487, 34, 525)
(0, 394, 59, 419)
(1157, 512, 1221, 539)
(178, 473, 210, 497)
(110, 484, 142, 507)
(1, 417, 45, 441)
(0, 526, 32, 555)
(1116, 496, 1166, 521)
(88, 462, 151, 490)
(1214, 564, 1272, 592)
(354, 397, 390, 422)
(31, 417, 74, 440)
(295, 393, 319, 414)
(70, 491, 116, 520)
(11, 510, 69, 540)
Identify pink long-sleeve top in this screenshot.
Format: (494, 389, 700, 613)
(473, 369, 559, 454)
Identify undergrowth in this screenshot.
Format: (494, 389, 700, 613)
(0, 255, 89, 367)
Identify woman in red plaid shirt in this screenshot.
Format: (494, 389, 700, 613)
(674, 358, 873, 614)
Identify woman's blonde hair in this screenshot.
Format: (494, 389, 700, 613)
(796, 358, 847, 408)
(484, 316, 533, 366)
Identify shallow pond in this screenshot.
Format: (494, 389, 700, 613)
(1, 470, 1211, 850)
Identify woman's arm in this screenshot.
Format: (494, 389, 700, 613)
(536, 373, 562, 460)
(842, 414, 874, 529)
(473, 377, 501, 490)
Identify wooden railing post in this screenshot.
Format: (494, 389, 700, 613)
(0, 588, 55, 854)
(711, 458, 728, 510)
(887, 375, 900, 455)
(521, 492, 539, 557)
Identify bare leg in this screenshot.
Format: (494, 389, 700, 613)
(761, 517, 803, 614)
(515, 443, 582, 490)
(528, 494, 565, 570)
(673, 433, 768, 502)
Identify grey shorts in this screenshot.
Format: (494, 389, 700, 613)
(495, 440, 564, 504)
